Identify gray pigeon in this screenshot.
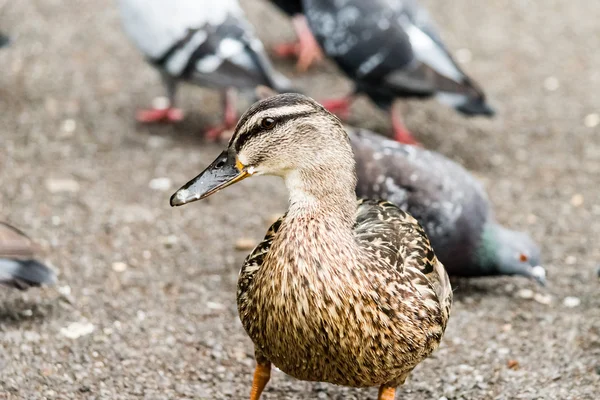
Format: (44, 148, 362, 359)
(119, 0, 295, 139)
(267, 0, 323, 71)
(302, 0, 494, 144)
(0, 222, 57, 290)
(349, 127, 545, 285)
(0, 32, 10, 48)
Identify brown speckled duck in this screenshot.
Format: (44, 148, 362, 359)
(170, 93, 452, 400)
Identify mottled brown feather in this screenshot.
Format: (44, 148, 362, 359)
(237, 199, 452, 388)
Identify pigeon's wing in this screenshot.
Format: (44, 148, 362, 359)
(349, 127, 490, 268)
(119, 0, 293, 91)
(0, 222, 56, 290)
(0, 32, 10, 48)
(302, 0, 416, 85)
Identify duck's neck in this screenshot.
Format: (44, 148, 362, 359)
(283, 166, 358, 229)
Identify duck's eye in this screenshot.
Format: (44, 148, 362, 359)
(261, 117, 276, 129)
(519, 253, 529, 262)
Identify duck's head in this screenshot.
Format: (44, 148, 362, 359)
(478, 222, 546, 286)
(170, 93, 356, 209)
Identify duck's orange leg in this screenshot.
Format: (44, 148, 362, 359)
(378, 386, 396, 400)
(249, 361, 271, 400)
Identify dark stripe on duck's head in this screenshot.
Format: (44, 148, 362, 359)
(229, 94, 323, 151)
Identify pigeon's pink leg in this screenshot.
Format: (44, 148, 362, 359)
(320, 96, 355, 120)
(136, 107, 184, 123)
(390, 106, 420, 146)
(205, 88, 238, 142)
(272, 15, 323, 71)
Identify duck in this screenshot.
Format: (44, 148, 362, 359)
(301, 0, 495, 144)
(0, 222, 57, 290)
(118, 0, 296, 139)
(267, 0, 324, 71)
(348, 126, 546, 285)
(170, 93, 452, 399)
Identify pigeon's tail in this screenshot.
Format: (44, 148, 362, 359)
(434, 74, 495, 118)
(455, 93, 495, 117)
(0, 32, 10, 48)
(0, 259, 57, 290)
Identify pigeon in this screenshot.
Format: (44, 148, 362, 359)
(268, 0, 323, 71)
(0, 222, 57, 290)
(118, 0, 296, 139)
(349, 126, 545, 285)
(302, 0, 495, 144)
(0, 32, 10, 48)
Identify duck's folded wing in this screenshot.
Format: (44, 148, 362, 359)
(238, 215, 285, 298)
(354, 199, 452, 321)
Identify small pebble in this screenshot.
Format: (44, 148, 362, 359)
(152, 96, 170, 110)
(45, 178, 80, 193)
(570, 194, 584, 207)
(112, 262, 127, 272)
(526, 214, 538, 224)
(148, 177, 172, 191)
(235, 238, 257, 251)
(533, 293, 552, 305)
(160, 235, 178, 248)
(507, 359, 520, 370)
(584, 113, 600, 128)
(563, 296, 581, 308)
(147, 135, 169, 148)
(565, 255, 577, 265)
(517, 288, 534, 299)
(543, 76, 560, 91)
(136, 310, 146, 321)
(60, 322, 95, 339)
(61, 119, 77, 134)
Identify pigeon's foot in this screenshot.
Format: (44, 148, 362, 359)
(136, 107, 184, 123)
(205, 88, 238, 142)
(272, 15, 323, 71)
(321, 96, 354, 120)
(391, 111, 421, 146)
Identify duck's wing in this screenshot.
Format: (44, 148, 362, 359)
(0, 222, 57, 290)
(119, 0, 293, 91)
(237, 215, 285, 300)
(349, 127, 490, 272)
(354, 199, 452, 324)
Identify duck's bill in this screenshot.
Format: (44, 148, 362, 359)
(170, 150, 250, 207)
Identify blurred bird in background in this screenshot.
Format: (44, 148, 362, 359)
(118, 0, 296, 140)
(0, 31, 10, 48)
(302, 0, 495, 144)
(349, 127, 545, 285)
(0, 222, 57, 290)
(267, 0, 323, 71)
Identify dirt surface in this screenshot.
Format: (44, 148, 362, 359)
(1, 0, 599, 399)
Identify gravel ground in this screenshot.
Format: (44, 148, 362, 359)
(1, 0, 599, 399)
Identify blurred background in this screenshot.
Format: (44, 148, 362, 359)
(0, 0, 599, 398)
